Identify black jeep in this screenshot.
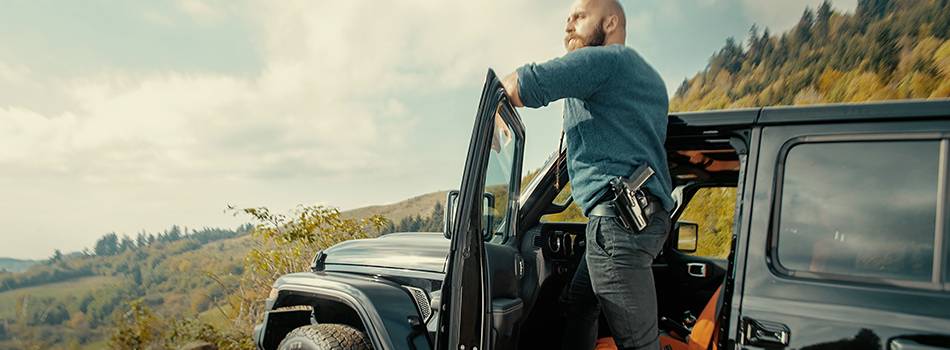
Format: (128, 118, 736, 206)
(253, 70, 950, 350)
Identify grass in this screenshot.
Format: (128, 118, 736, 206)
(0, 275, 121, 318)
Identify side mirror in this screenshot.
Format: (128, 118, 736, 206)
(443, 190, 496, 239)
(675, 221, 699, 253)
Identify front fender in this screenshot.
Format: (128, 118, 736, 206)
(259, 271, 430, 350)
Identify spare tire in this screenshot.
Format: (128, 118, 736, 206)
(277, 324, 371, 350)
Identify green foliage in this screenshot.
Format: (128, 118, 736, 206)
(672, 0, 950, 111)
(212, 205, 388, 341)
(110, 299, 249, 350)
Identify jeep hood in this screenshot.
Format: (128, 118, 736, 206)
(321, 232, 450, 273)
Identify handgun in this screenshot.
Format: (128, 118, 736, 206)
(608, 164, 655, 231)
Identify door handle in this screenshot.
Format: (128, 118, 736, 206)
(742, 318, 790, 347)
(891, 338, 950, 350)
(686, 262, 707, 278)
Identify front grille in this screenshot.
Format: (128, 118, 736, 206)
(405, 286, 431, 321)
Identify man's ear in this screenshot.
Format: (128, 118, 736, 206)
(602, 15, 619, 34)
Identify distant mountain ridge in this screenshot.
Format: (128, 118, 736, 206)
(0, 258, 38, 273)
(342, 190, 447, 228)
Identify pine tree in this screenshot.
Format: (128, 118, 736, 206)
(870, 26, 899, 76)
(816, 1, 833, 39)
(935, 0, 950, 39)
(857, 0, 892, 23)
(796, 8, 815, 44)
(135, 233, 148, 248)
(94, 233, 119, 256)
(119, 235, 135, 252)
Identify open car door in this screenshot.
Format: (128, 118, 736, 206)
(435, 69, 525, 350)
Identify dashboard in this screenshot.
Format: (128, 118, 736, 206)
(534, 222, 587, 275)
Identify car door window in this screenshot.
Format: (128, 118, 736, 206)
(777, 140, 939, 283)
(677, 187, 736, 259)
(485, 113, 519, 238)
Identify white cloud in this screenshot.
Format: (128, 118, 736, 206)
(0, 61, 30, 84)
(176, 0, 226, 23)
(1, 1, 567, 184)
(740, 0, 858, 31)
(0, 0, 572, 257)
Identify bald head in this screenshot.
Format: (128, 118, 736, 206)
(601, 0, 627, 29)
(564, 0, 626, 52)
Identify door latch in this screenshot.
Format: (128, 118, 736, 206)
(742, 318, 790, 347)
(686, 262, 707, 278)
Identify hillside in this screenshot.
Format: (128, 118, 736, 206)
(0, 258, 37, 273)
(342, 190, 447, 226)
(0, 226, 253, 349)
(0, 194, 444, 349)
(672, 0, 950, 111)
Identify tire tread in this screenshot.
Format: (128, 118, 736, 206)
(278, 323, 371, 350)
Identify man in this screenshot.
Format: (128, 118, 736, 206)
(499, 0, 674, 349)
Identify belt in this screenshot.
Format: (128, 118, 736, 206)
(589, 192, 660, 219)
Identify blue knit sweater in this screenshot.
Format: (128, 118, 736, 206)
(516, 44, 673, 215)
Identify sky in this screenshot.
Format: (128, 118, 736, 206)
(0, 0, 857, 259)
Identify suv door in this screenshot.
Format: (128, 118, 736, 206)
(658, 185, 735, 323)
(739, 120, 950, 349)
(435, 69, 525, 350)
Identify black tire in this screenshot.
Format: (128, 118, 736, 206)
(277, 324, 372, 350)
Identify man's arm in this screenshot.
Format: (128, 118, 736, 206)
(505, 46, 619, 109)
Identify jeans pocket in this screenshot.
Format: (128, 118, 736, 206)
(587, 217, 609, 257)
(598, 218, 654, 268)
(632, 212, 671, 258)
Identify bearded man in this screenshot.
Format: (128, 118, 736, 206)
(499, 0, 674, 349)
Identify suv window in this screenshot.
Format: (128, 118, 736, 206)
(540, 182, 588, 223)
(678, 187, 736, 259)
(777, 140, 939, 283)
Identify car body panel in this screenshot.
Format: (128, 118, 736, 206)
(323, 232, 449, 274)
(266, 271, 429, 350)
(737, 119, 950, 349)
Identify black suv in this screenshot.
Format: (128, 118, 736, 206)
(252, 70, 950, 350)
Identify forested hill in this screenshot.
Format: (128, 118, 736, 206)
(0, 194, 449, 348)
(671, 0, 950, 111)
(0, 258, 37, 273)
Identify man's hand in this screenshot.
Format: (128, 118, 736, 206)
(501, 71, 524, 107)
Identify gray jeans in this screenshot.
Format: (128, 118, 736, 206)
(561, 209, 671, 350)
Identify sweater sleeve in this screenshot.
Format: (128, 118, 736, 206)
(515, 46, 619, 108)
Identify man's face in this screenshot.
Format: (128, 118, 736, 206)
(564, 0, 606, 52)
